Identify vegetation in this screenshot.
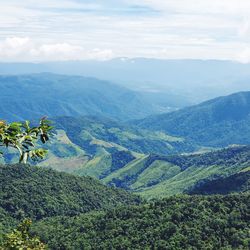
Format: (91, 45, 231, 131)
(188, 170, 250, 195)
(31, 193, 250, 249)
(54, 116, 194, 156)
(0, 160, 249, 249)
(104, 146, 250, 198)
(1, 219, 46, 250)
(0, 164, 140, 231)
(0, 118, 52, 164)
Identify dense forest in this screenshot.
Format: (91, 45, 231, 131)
(31, 194, 250, 249)
(0, 163, 140, 243)
(0, 164, 249, 249)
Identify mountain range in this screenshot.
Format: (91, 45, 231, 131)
(1, 77, 250, 198)
(1, 59, 250, 103)
(1, 70, 250, 249)
(0, 73, 173, 122)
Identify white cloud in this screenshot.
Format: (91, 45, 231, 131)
(0, 0, 250, 61)
(0, 37, 114, 61)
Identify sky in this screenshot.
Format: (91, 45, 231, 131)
(1, 0, 250, 62)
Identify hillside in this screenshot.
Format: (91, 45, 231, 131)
(134, 91, 250, 147)
(103, 146, 250, 198)
(0, 73, 165, 122)
(35, 116, 195, 179)
(188, 169, 250, 195)
(0, 164, 140, 222)
(31, 193, 250, 249)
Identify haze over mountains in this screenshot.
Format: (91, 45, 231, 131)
(1, 59, 250, 104)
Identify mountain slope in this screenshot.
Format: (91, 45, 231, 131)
(103, 146, 250, 198)
(42, 116, 195, 179)
(0, 73, 165, 121)
(0, 164, 140, 222)
(134, 91, 250, 147)
(188, 169, 250, 195)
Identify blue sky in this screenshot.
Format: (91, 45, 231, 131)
(0, 0, 250, 62)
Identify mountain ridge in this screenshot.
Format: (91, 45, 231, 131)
(133, 91, 250, 147)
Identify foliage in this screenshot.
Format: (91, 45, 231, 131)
(0, 164, 140, 223)
(1, 219, 46, 250)
(0, 118, 53, 164)
(31, 193, 250, 250)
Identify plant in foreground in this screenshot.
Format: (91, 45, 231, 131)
(0, 118, 53, 164)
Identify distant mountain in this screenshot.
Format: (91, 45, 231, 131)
(0, 73, 169, 122)
(1, 59, 250, 103)
(103, 146, 250, 198)
(134, 91, 250, 147)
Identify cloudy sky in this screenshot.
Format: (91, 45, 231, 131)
(1, 0, 250, 62)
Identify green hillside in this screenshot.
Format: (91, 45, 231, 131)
(54, 116, 195, 156)
(31, 193, 250, 250)
(0, 164, 140, 222)
(36, 116, 195, 179)
(134, 91, 250, 147)
(104, 146, 250, 198)
(0, 162, 249, 249)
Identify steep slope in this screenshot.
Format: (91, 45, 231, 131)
(32, 194, 250, 250)
(0, 164, 140, 222)
(134, 91, 250, 147)
(103, 146, 250, 198)
(0, 73, 163, 121)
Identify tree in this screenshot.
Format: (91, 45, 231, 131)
(0, 118, 53, 164)
(1, 219, 46, 250)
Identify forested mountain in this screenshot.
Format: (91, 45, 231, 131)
(0, 73, 169, 122)
(0, 164, 140, 221)
(1, 164, 248, 249)
(134, 91, 250, 147)
(32, 193, 250, 249)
